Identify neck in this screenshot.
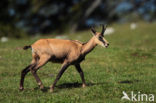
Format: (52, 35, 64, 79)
(81, 37, 97, 55)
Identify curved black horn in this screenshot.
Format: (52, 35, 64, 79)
(101, 25, 107, 36)
(91, 27, 96, 35)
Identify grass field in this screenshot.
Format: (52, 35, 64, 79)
(0, 22, 156, 103)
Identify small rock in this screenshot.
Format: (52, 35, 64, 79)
(1, 37, 8, 43)
(130, 23, 137, 30)
(49, 74, 54, 77)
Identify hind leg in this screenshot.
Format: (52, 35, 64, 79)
(30, 55, 50, 90)
(19, 56, 37, 91)
(19, 63, 35, 91)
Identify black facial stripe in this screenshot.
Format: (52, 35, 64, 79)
(99, 37, 106, 44)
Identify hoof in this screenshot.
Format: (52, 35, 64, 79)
(19, 87, 24, 91)
(82, 84, 86, 88)
(50, 88, 54, 93)
(40, 85, 44, 90)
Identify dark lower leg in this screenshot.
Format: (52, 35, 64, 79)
(75, 64, 86, 87)
(30, 56, 50, 89)
(50, 63, 69, 92)
(19, 65, 32, 90)
(30, 70, 44, 89)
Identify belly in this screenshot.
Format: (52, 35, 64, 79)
(49, 55, 85, 64)
(49, 55, 66, 63)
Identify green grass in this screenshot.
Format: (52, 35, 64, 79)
(0, 22, 156, 103)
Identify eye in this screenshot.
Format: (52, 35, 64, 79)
(99, 36, 103, 40)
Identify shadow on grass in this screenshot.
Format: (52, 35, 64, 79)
(56, 82, 104, 89)
(118, 80, 139, 84)
(33, 82, 105, 92)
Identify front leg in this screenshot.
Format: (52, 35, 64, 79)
(50, 62, 69, 92)
(75, 64, 86, 88)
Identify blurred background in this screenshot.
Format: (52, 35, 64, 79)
(0, 0, 156, 38)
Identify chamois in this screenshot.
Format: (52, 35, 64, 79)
(19, 25, 109, 92)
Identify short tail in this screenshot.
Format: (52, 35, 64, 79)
(23, 45, 31, 50)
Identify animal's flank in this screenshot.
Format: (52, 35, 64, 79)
(23, 45, 31, 50)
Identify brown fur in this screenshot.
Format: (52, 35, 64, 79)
(19, 25, 109, 92)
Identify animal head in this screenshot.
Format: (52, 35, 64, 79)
(91, 25, 109, 48)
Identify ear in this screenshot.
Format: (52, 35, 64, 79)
(101, 25, 107, 37)
(91, 27, 96, 35)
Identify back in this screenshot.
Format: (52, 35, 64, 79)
(31, 39, 82, 59)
